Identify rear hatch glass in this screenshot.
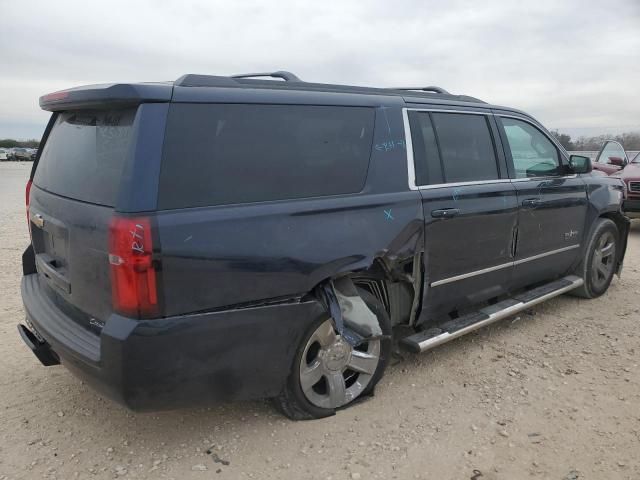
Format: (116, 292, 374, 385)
(34, 108, 137, 206)
(29, 107, 138, 327)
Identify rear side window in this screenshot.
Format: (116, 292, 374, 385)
(408, 112, 444, 186)
(431, 113, 499, 183)
(34, 108, 136, 206)
(158, 104, 375, 209)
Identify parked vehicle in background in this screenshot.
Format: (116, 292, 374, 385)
(0, 148, 8, 161)
(611, 150, 640, 219)
(12, 148, 32, 161)
(29, 148, 37, 161)
(593, 140, 629, 175)
(593, 141, 640, 218)
(18, 72, 629, 420)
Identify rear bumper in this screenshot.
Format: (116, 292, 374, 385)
(623, 198, 640, 218)
(20, 274, 323, 411)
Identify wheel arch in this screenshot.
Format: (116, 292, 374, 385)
(599, 211, 630, 275)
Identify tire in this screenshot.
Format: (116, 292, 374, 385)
(273, 287, 392, 420)
(571, 218, 619, 299)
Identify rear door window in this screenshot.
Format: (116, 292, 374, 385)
(34, 108, 137, 206)
(158, 104, 375, 209)
(408, 112, 444, 186)
(430, 113, 499, 183)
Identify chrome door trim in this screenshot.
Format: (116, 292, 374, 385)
(402, 108, 418, 191)
(430, 244, 581, 287)
(512, 244, 580, 265)
(430, 261, 513, 287)
(403, 107, 500, 191)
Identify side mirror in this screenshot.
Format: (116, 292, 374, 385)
(569, 155, 592, 174)
(608, 156, 625, 167)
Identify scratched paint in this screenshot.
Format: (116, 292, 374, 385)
(375, 139, 406, 152)
(384, 209, 394, 221)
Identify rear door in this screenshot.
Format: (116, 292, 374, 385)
(496, 114, 588, 287)
(28, 108, 139, 328)
(406, 109, 519, 320)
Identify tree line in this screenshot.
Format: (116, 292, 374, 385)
(550, 130, 640, 152)
(0, 139, 40, 148)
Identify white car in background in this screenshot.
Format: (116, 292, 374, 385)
(0, 148, 9, 161)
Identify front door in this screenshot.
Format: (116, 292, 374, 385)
(496, 115, 588, 287)
(594, 140, 629, 175)
(406, 109, 519, 320)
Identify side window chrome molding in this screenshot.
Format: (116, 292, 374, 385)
(402, 107, 579, 191)
(494, 113, 571, 160)
(402, 107, 498, 191)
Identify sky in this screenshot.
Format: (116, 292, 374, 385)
(1, 0, 639, 140)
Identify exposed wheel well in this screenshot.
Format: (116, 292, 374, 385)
(316, 255, 422, 328)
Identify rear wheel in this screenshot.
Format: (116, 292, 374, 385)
(274, 288, 391, 420)
(572, 218, 619, 298)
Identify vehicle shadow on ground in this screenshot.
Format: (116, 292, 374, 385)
(23, 220, 639, 447)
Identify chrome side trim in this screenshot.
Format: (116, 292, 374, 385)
(415, 275, 584, 351)
(510, 175, 578, 182)
(430, 261, 513, 287)
(513, 244, 580, 265)
(402, 108, 418, 191)
(416, 179, 512, 190)
(430, 244, 581, 287)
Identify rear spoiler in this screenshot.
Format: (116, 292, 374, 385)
(39, 82, 173, 112)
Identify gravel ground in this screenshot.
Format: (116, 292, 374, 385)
(1, 162, 639, 480)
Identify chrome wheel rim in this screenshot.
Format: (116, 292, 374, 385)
(591, 231, 616, 291)
(299, 319, 380, 409)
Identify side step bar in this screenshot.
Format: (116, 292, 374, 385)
(400, 275, 583, 353)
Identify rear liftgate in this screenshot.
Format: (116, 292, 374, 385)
(401, 275, 583, 353)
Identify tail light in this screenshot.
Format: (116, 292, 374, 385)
(26, 179, 33, 233)
(108, 216, 159, 318)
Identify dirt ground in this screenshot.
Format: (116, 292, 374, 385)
(1, 162, 639, 480)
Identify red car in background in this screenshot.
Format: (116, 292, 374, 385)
(594, 141, 640, 219)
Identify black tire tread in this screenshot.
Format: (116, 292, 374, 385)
(571, 218, 618, 299)
(273, 287, 391, 420)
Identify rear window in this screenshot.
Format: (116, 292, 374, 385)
(34, 108, 137, 206)
(431, 113, 499, 183)
(158, 104, 375, 209)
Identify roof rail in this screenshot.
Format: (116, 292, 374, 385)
(392, 86, 450, 94)
(231, 71, 302, 82)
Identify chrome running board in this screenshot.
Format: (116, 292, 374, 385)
(400, 275, 583, 353)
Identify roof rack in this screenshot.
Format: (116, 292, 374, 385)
(392, 86, 450, 94)
(231, 71, 302, 82)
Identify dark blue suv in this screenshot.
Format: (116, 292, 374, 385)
(19, 71, 629, 419)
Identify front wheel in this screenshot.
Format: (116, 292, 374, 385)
(274, 288, 391, 420)
(571, 218, 619, 298)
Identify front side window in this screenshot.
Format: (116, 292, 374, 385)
(159, 104, 374, 209)
(430, 113, 499, 183)
(501, 118, 560, 178)
(597, 141, 626, 165)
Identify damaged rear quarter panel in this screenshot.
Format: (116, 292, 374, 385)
(156, 104, 424, 316)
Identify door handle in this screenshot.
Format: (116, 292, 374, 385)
(431, 208, 460, 218)
(521, 198, 541, 208)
